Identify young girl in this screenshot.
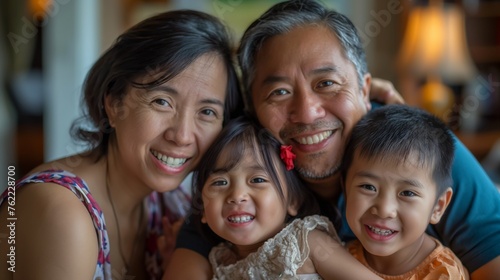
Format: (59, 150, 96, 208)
(342, 105, 469, 279)
(190, 116, 383, 279)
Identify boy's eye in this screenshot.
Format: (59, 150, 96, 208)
(400, 190, 417, 197)
(360, 184, 376, 192)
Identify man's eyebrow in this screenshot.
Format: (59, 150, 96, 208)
(262, 75, 289, 86)
(310, 66, 340, 75)
(146, 85, 224, 107)
(261, 66, 340, 86)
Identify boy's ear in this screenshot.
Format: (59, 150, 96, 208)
(430, 187, 453, 224)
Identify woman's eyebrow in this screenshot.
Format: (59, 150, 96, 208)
(146, 86, 224, 107)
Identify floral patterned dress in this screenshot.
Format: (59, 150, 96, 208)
(0, 169, 191, 280)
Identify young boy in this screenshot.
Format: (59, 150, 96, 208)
(342, 105, 469, 279)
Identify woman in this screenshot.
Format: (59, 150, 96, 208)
(0, 10, 243, 280)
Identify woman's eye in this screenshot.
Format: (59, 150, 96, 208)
(270, 88, 289, 96)
(201, 109, 216, 116)
(154, 98, 170, 107)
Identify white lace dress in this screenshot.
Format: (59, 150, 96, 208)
(209, 215, 340, 280)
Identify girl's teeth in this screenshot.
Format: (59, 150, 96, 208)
(228, 215, 254, 223)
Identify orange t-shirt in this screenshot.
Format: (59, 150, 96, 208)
(347, 238, 469, 280)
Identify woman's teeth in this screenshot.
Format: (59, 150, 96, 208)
(151, 150, 186, 167)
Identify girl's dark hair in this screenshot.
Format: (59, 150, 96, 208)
(342, 105, 455, 196)
(71, 10, 243, 158)
(190, 115, 320, 245)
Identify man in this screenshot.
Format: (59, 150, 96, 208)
(165, 1, 500, 279)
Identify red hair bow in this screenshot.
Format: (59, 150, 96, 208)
(280, 145, 296, 171)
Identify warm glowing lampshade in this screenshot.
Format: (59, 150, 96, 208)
(399, 2, 477, 121)
(399, 3, 476, 84)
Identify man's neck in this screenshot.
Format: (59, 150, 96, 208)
(305, 173, 342, 203)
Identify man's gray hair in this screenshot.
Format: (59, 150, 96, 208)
(237, 0, 368, 112)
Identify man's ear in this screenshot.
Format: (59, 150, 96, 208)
(430, 187, 453, 224)
(361, 73, 372, 112)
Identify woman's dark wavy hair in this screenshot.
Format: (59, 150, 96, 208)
(189, 115, 320, 245)
(71, 10, 243, 158)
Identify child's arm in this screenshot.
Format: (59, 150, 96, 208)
(307, 229, 383, 279)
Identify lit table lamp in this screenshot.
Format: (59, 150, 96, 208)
(398, 1, 476, 122)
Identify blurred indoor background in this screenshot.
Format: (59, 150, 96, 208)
(1, 0, 499, 191)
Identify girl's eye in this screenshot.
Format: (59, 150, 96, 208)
(250, 177, 267, 184)
(270, 88, 289, 96)
(360, 184, 376, 192)
(400, 190, 417, 197)
(212, 180, 227, 187)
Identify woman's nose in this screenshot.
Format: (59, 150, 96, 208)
(164, 114, 195, 146)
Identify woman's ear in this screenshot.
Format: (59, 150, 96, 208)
(104, 94, 117, 128)
(430, 187, 453, 224)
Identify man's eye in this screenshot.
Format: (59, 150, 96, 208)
(317, 80, 335, 88)
(270, 89, 289, 96)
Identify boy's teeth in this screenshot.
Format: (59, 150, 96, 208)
(151, 150, 186, 167)
(296, 131, 333, 145)
(228, 215, 254, 223)
(368, 225, 395, 236)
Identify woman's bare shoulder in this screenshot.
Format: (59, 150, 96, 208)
(0, 182, 99, 279)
